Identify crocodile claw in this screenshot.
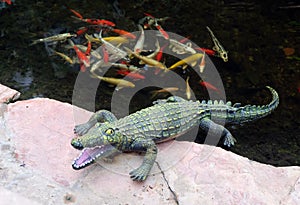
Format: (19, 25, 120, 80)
(223, 133, 237, 147)
(74, 123, 91, 136)
(129, 167, 149, 181)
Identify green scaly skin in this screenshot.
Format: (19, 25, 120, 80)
(71, 86, 279, 181)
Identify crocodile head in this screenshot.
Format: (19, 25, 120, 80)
(71, 122, 121, 170)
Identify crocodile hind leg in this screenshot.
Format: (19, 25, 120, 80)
(128, 137, 158, 181)
(199, 118, 236, 147)
(74, 110, 117, 136)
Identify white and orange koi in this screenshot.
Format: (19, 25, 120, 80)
(199, 52, 206, 73)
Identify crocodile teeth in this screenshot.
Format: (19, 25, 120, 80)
(72, 146, 106, 169)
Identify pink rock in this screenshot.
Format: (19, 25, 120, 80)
(1, 96, 300, 204)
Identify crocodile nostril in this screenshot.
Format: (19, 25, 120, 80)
(71, 138, 83, 150)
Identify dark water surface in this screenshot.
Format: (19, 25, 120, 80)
(0, 0, 299, 166)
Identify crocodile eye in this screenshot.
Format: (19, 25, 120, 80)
(105, 128, 114, 135)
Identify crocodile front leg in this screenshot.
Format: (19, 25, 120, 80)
(128, 137, 158, 181)
(74, 110, 117, 136)
(199, 118, 237, 147)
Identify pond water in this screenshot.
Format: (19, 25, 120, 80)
(0, 0, 299, 166)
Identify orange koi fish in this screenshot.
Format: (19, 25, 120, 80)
(68, 39, 90, 72)
(154, 21, 169, 40)
(111, 29, 136, 39)
(69, 8, 83, 19)
(75, 27, 89, 36)
(102, 46, 109, 63)
(195, 47, 216, 56)
(69, 8, 115, 27)
(199, 80, 220, 94)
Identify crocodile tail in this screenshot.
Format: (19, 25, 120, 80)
(233, 86, 279, 123)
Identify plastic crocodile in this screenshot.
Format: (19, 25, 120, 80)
(71, 86, 279, 181)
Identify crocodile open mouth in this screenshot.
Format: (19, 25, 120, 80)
(72, 145, 108, 170)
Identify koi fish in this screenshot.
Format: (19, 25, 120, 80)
(68, 39, 90, 72)
(1, 0, 11, 5)
(75, 27, 89, 36)
(142, 40, 160, 62)
(71, 16, 115, 27)
(30, 33, 77, 45)
(169, 38, 196, 54)
(186, 77, 191, 100)
(142, 13, 169, 29)
(69, 8, 115, 27)
(168, 53, 203, 70)
(85, 41, 92, 55)
(150, 87, 179, 98)
(102, 46, 109, 63)
(69, 8, 83, 19)
(125, 48, 167, 71)
(111, 62, 140, 72)
(111, 28, 136, 39)
(52, 50, 74, 64)
(97, 30, 128, 60)
(133, 25, 145, 54)
(199, 80, 220, 94)
(91, 73, 135, 88)
(85, 34, 128, 45)
(199, 52, 206, 73)
(194, 47, 216, 56)
(117, 70, 145, 80)
(155, 42, 167, 62)
(206, 26, 228, 62)
(65, 44, 102, 60)
(154, 20, 169, 40)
